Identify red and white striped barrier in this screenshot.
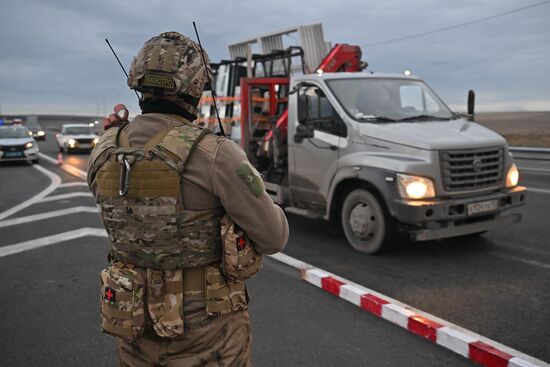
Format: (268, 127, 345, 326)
(269, 253, 548, 367)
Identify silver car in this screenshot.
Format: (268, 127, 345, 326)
(0, 126, 39, 164)
(56, 124, 99, 154)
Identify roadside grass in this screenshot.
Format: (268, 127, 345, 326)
(503, 133, 550, 148)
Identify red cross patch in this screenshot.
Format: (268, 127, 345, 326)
(236, 236, 246, 251)
(104, 287, 116, 303)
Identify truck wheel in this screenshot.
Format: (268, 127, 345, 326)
(341, 189, 391, 254)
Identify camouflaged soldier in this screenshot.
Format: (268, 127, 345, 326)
(87, 31, 289, 367)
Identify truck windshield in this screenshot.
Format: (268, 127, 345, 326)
(326, 78, 455, 122)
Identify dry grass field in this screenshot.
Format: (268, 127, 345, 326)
(475, 111, 550, 147)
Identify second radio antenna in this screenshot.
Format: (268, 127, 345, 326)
(105, 38, 141, 101)
(192, 21, 225, 137)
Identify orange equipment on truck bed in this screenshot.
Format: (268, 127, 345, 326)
(234, 43, 365, 180)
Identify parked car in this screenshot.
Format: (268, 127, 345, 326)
(0, 126, 39, 164)
(56, 124, 99, 153)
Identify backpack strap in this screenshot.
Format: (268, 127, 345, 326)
(151, 125, 211, 175)
(144, 127, 175, 150)
(115, 122, 130, 148)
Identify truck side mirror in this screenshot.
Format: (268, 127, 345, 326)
(467, 90, 475, 120)
(293, 124, 314, 143)
(297, 95, 308, 124)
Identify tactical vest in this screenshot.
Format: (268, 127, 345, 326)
(90, 120, 223, 270)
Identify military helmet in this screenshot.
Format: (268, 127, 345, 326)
(128, 32, 212, 114)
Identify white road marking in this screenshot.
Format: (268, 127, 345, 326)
(59, 182, 89, 188)
(493, 253, 550, 270)
(496, 240, 550, 256)
(0, 206, 98, 228)
(39, 192, 93, 203)
(0, 227, 107, 258)
(0, 164, 61, 221)
(528, 187, 550, 195)
(38, 152, 87, 180)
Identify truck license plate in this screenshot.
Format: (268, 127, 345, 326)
(467, 200, 498, 216)
(79, 144, 90, 149)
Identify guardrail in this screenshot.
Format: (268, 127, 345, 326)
(509, 146, 550, 154)
(510, 147, 550, 162)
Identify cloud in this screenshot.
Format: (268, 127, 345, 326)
(0, 0, 548, 114)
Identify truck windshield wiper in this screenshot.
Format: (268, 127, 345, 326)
(397, 114, 451, 122)
(357, 116, 397, 122)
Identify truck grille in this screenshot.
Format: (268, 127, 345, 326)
(441, 147, 503, 191)
(76, 138, 94, 144)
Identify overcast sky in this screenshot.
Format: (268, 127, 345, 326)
(0, 0, 548, 115)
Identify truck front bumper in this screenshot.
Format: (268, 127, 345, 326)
(393, 186, 527, 241)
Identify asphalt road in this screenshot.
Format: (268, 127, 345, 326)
(0, 131, 548, 366)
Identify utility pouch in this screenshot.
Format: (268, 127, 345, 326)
(220, 215, 262, 283)
(146, 269, 184, 338)
(99, 262, 146, 342)
(205, 266, 248, 316)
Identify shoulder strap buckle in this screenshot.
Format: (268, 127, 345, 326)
(149, 270, 164, 299)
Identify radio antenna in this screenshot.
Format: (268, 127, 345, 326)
(192, 21, 225, 136)
(105, 38, 141, 102)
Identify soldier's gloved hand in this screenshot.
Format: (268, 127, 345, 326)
(103, 104, 129, 130)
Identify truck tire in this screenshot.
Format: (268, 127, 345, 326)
(341, 189, 392, 254)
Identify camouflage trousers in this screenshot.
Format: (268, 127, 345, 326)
(116, 310, 252, 367)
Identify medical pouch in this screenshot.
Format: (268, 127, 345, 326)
(146, 269, 185, 338)
(99, 263, 147, 342)
(205, 266, 248, 315)
(220, 215, 262, 283)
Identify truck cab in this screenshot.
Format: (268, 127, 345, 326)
(280, 72, 526, 253)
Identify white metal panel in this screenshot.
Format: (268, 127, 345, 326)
(227, 23, 332, 75)
(298, 23, 331, 73)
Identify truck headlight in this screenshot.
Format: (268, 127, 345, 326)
(25, 142, 34, 149)
(397, 174, 436, 199)
(68, 138, 76, 147)
(37, 130, 45, 136)
(505, 164, 519, 188)
(93, 138, 99, 145)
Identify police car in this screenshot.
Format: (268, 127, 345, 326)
(0, 125, 39, 163)
(56, 124, 99, 153)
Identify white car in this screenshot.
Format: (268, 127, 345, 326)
(56, 124, 99, 153)
(0, 125, 39, 164)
